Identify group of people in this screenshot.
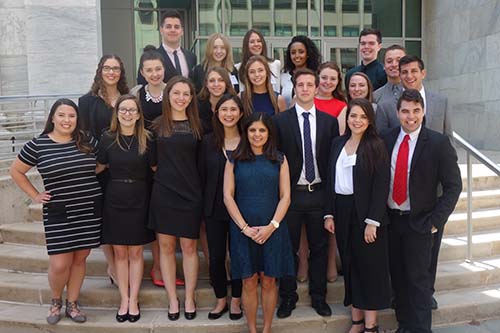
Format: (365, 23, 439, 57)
(9, 9, 463, 333)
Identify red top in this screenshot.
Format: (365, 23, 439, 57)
(314, 97, 347, 118)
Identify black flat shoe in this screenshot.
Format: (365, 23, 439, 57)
(229, 310, 243, 320)
(184, 309, 197, 320)
(208, 304, 228, 320)
(128, 303, 140, 322)
(116, 310, 128, 323)
(168, 298, 180, 321)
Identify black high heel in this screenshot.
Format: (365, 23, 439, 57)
(184, 300, 197, 320)
(168, 298, 180, 321)
(128, 303, 140, 322)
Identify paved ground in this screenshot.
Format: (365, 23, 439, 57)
(433, 319, 500, 332)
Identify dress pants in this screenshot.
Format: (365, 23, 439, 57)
(429, 226, 444, 294)
(206, 217, 242, 298)
(389, 212, 433, 333)
(279, 188, 328, 302)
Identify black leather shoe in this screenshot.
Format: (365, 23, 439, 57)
(116, 310, 128, 323)
(128, 303, 140, 322)
(184, 310, 197, 320)
(431, 296, 438, 310)
(229, 310, 243, 320)
(208, 304, 228, 320)
(277, 295, 298, 318)
(311, 299, 332, 317)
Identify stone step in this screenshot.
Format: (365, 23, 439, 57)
(439, 230, 500, 262)
(459, 164, 500, 192)
(455, 189, 500, 212)
(0, 253, 498, 309)
(444, 209, 500, 235)
(1, 282, 500, 333)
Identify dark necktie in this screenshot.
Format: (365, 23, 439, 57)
(302, 112, 315, 183)
(393, 134, 410, 205)
(173, 50, 182, 76)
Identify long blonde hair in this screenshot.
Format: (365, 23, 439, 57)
(242, 55, 279, 115)
(202, 33, 234, 72)
(109, 94, 151, 155)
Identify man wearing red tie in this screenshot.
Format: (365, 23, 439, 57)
(381, 89, 461, 333)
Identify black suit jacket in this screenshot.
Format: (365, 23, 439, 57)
(274, 107, 339, 190)
(137, 45, 197, 85)
(324, 135, 390, 227)
(382, 127, 462, 233)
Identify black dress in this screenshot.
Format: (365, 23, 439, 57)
(138, 85, 163, 129)
(198, 99, 214, 135)
(97, 133, 156, 245)
(148, 120, 202, 239)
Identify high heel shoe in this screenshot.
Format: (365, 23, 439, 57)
(128, 303, 140, 322)
(150, 269, 164, 287)
(167, 298, 180, 321)
(184, 301, 197, 320)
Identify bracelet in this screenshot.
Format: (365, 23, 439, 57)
(241, 224, 248, 233)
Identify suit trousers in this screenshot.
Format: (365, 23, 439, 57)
(279, 187, 328, 302)
(429, 226, 444, 294)
(389, 212, 433, 333)
(205, 217, 242, 299)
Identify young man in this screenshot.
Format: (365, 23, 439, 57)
(137, 9, 196, 85)
(274, 68, 339, 318)
(345, 28, 387, 91)
(373, 45, 407, 105)
(381, 89, 461, 333)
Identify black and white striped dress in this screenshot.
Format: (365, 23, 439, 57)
(18, 134, 102, 255)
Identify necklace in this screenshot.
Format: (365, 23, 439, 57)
(145, 85, 164, 103)
(121, 135, 135, 151)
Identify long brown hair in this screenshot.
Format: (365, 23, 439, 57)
(238, 29, 272, 85)
(317, 61, 347, 103)
(108, 94, 151, 155)
(152, 76, 202, 139)
(42, 99, 93, 154)
(212, 94, 246, 151)
(202, 33, 234, 72)
(242, 55, 279, 115)
(198, 67, 237, 101)
(90, 54, 129, 106)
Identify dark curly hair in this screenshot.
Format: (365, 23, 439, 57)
(90, 54, 129, 106)
(283, 35, 321, 74)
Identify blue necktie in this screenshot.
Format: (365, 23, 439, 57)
(173, 50, 182, 76)
(302, 112, 315, 183)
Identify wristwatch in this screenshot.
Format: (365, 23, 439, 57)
(270, 220, 280, 229)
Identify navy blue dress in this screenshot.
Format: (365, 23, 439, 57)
(229, 154, 295, 279)
(251, 92, 279, 116)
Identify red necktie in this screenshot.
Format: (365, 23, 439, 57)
(393, 134, 410, 205)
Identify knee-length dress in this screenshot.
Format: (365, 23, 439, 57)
(97, 133, 155, 245)
(229, 154, 295, 280)
(18, 134, 102, 255)
(148, 120, 202, 239)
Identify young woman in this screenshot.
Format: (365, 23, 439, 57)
(241, 55, 286, 116)
(10, 99, 102, 325)
(192, 33, 239, 93)
(96, 95, 156, 323)
(223, 112, 294, 333)
(198, 67, 237, 134)
(324, 99, 391, 333)
(347, 72, 375, 104)
(148, 76, 203, 321)
(236, 29, 281, 93)
(281, 35, 321, 108)
(79, 54, 129, 285)
(199, 94, 249, 320)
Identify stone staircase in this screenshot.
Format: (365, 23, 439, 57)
(0, 167, 499, 332)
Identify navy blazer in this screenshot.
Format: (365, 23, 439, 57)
(381, 126, 462, 233)
(323, 135, 390, 227)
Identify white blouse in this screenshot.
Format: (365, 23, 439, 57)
(335, 147, 356, 195)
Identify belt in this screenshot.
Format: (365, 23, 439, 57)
(111, 179, 144, 183)
(388, 209, 411, 216)
(295, 183, 322, 192)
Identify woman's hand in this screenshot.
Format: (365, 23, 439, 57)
(33, 191, 51, 204)
(253, 225, 275, 245)
(324, 217, 335, 234)
(242, 226, 259, 239)
(364, 224, 377, 243)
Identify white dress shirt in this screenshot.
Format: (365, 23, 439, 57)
(388, 125, 422, 210)
(163, 43, 189, 78)
(295, 103, 321, 185)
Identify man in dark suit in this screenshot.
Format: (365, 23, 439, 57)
(373, 44, 406, 106)
(137, 9, 196, 85)
(382, 90, 461, 333)
(274, 68, 339, 318)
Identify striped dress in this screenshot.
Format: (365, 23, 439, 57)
(18, 134, 102, 255)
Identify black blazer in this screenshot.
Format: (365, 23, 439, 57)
(199, 133, 228, 219)
(323, 135, 390, 227)
(381, 127, 462, 233)
(137, 45, 197, 85)
(274, 107, 339, 189)
(78, 92, 113, 139)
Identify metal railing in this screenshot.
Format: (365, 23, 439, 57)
(453, 131, 500, 262)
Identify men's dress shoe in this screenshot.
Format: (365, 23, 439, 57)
(311, 300, 332, 317)
(277, 296, 298, 318)
(208, 304, 228, 320)
(431, 296, 438, 310)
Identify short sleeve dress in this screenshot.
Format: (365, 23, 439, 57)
(97, 133, 156, 245)
(148, 120, 202, 239)
(229, 153, 295, 279)
(18, 134, 102, 255)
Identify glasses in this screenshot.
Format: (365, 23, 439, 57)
(103, 66, 121, 73)
(118, 107, 138, 115)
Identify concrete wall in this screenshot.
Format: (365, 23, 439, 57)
(423, 0, 500, 150)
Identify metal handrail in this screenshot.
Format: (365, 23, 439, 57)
(453, 131, 500, 262)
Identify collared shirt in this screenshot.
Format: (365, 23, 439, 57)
(388, 125, 422, 210)
(345, 59, 387, 91)
(162, 43, 189, 78)
(374, 81, 403, 105)
(419, 86, 427, 114)
(295, 103, 321, 185)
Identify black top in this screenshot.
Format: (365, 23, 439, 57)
(191, 65, 240, 94)
(138, 85, 163, 129)
(78, 92, 113, 139)
(198, 99, 214, 135)
(344, 59, 387, 91)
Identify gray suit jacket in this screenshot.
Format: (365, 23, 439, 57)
(376, 88, 453, 139)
